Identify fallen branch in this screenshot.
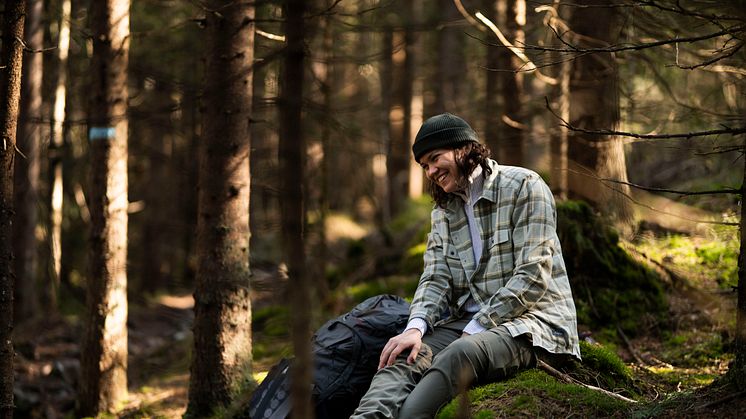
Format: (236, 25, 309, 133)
(537, 359, 638, 404)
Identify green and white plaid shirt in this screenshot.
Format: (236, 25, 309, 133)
(410, 159, 581, 358)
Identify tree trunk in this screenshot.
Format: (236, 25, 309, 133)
(408, 0, 424, 199)
(140, 81, 174, 295)
(496, 0, 525, 166)
(281, 1, 312, 418)
(484, 1, 501, 155)
(78, 0, 130, 415)
(733, 138, 746, 390)
(436, 0, 467, 115)
(386, 15, 413, 219)
(13, 0, 43, 322)
(566, 0, 632, 227)
(0, 3, 26, 417)
(548, 5, 570, 199)
(49, 0, 73, 306)
(186, 0, 255, 415)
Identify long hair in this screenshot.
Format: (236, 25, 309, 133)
(429, 142, 492, 208)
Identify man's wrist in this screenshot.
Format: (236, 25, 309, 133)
(404, 317, 427, 337)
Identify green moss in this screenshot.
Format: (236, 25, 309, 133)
(579, 340, 632, 384)
(437, 369, 631, 418)
(634, 222, 738, 289)
(557, 200, 668, 337)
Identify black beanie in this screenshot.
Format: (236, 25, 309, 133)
(412, 113, 478, 162)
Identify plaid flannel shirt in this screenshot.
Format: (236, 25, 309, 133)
(410, 159, 581, 358)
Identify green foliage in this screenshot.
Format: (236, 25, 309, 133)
(342, 275, 418, 303)
(400, 242, 427, 274)
(557, 200, 668, 337)
(252, 305, 290, 337)
(387, 195, 433, 242)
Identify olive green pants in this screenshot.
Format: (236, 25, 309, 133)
(351, 318, 536, 418)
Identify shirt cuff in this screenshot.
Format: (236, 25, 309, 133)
(404, 317, 427, 337)
(462, 318, 488, 335)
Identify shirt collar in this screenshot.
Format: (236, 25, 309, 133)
(454, 165, 484, 205)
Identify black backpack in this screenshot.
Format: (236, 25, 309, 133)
(247, 294, 411, 419)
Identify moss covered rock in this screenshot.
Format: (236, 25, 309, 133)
(557, 200, 667, 336)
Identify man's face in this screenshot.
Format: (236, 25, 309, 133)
(419, 148, 460, 193)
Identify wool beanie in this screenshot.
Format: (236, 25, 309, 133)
(412, 113, 479, 162)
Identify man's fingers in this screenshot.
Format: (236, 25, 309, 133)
(407, 344, 420, 364)
(386, 344, 403, 367)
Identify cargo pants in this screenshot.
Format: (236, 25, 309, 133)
(350, 316, 537, 418)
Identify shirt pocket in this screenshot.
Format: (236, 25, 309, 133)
(444, 243, 466, 287)
(485, 228, 513, 280)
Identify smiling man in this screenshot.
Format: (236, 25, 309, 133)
(351, 113, 581, 418)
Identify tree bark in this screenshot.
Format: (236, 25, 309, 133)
(0, 3, 26, 417)
(386, 12, 413, 219)
(186, 0, 255, 416)
(566, 0, 633, 227)
(733, 137, 746, 390)
(49, 0, 73, 307)
(496, 0, 525, 166)
(13, 0, 44, 322)
(78, 0, 130, 415)
(281, 1, 312, 417)
(436, 0, 467, 115)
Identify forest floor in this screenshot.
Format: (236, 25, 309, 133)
(12, 210, 746, 418)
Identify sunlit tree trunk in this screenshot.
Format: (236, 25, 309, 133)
(408, 0, 424, 199)
(281, 1, 312, 417)
(566, 0, 632, 227)
(49, 0, 72, 305)
(78, 0, 130, 415)
(186, 0, 255, 415)
(0, 3, 26, 417)
(13, 0, 43, 321)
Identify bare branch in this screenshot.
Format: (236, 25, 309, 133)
(566, 168, 739, 226)
(545, 97, 746, 139)
(673, 41, 744, 70)
(599, 178, 740, 197)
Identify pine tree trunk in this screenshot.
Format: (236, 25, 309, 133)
(566, 0, 632, 227)
(436, 0, 467, 115)
(78, 0, 130, 415)
(386, 14, 413, 219)
(549, 6, 571, 199)
(408, 0, 424, 199)
(733, 140, 746, 390)
(186, 0, 255, 415)
(0, 3, 26, 417)
(13, 0, 43, 322)
(484, 1, 501, 154)
(49, 0, 72, 306)
(281, 1, 312, 417)
(496, 0, 525, 166)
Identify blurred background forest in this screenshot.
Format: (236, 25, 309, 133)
(2, 0, 745, 417)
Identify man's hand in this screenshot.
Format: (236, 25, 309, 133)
(378, 328, 423, 369)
